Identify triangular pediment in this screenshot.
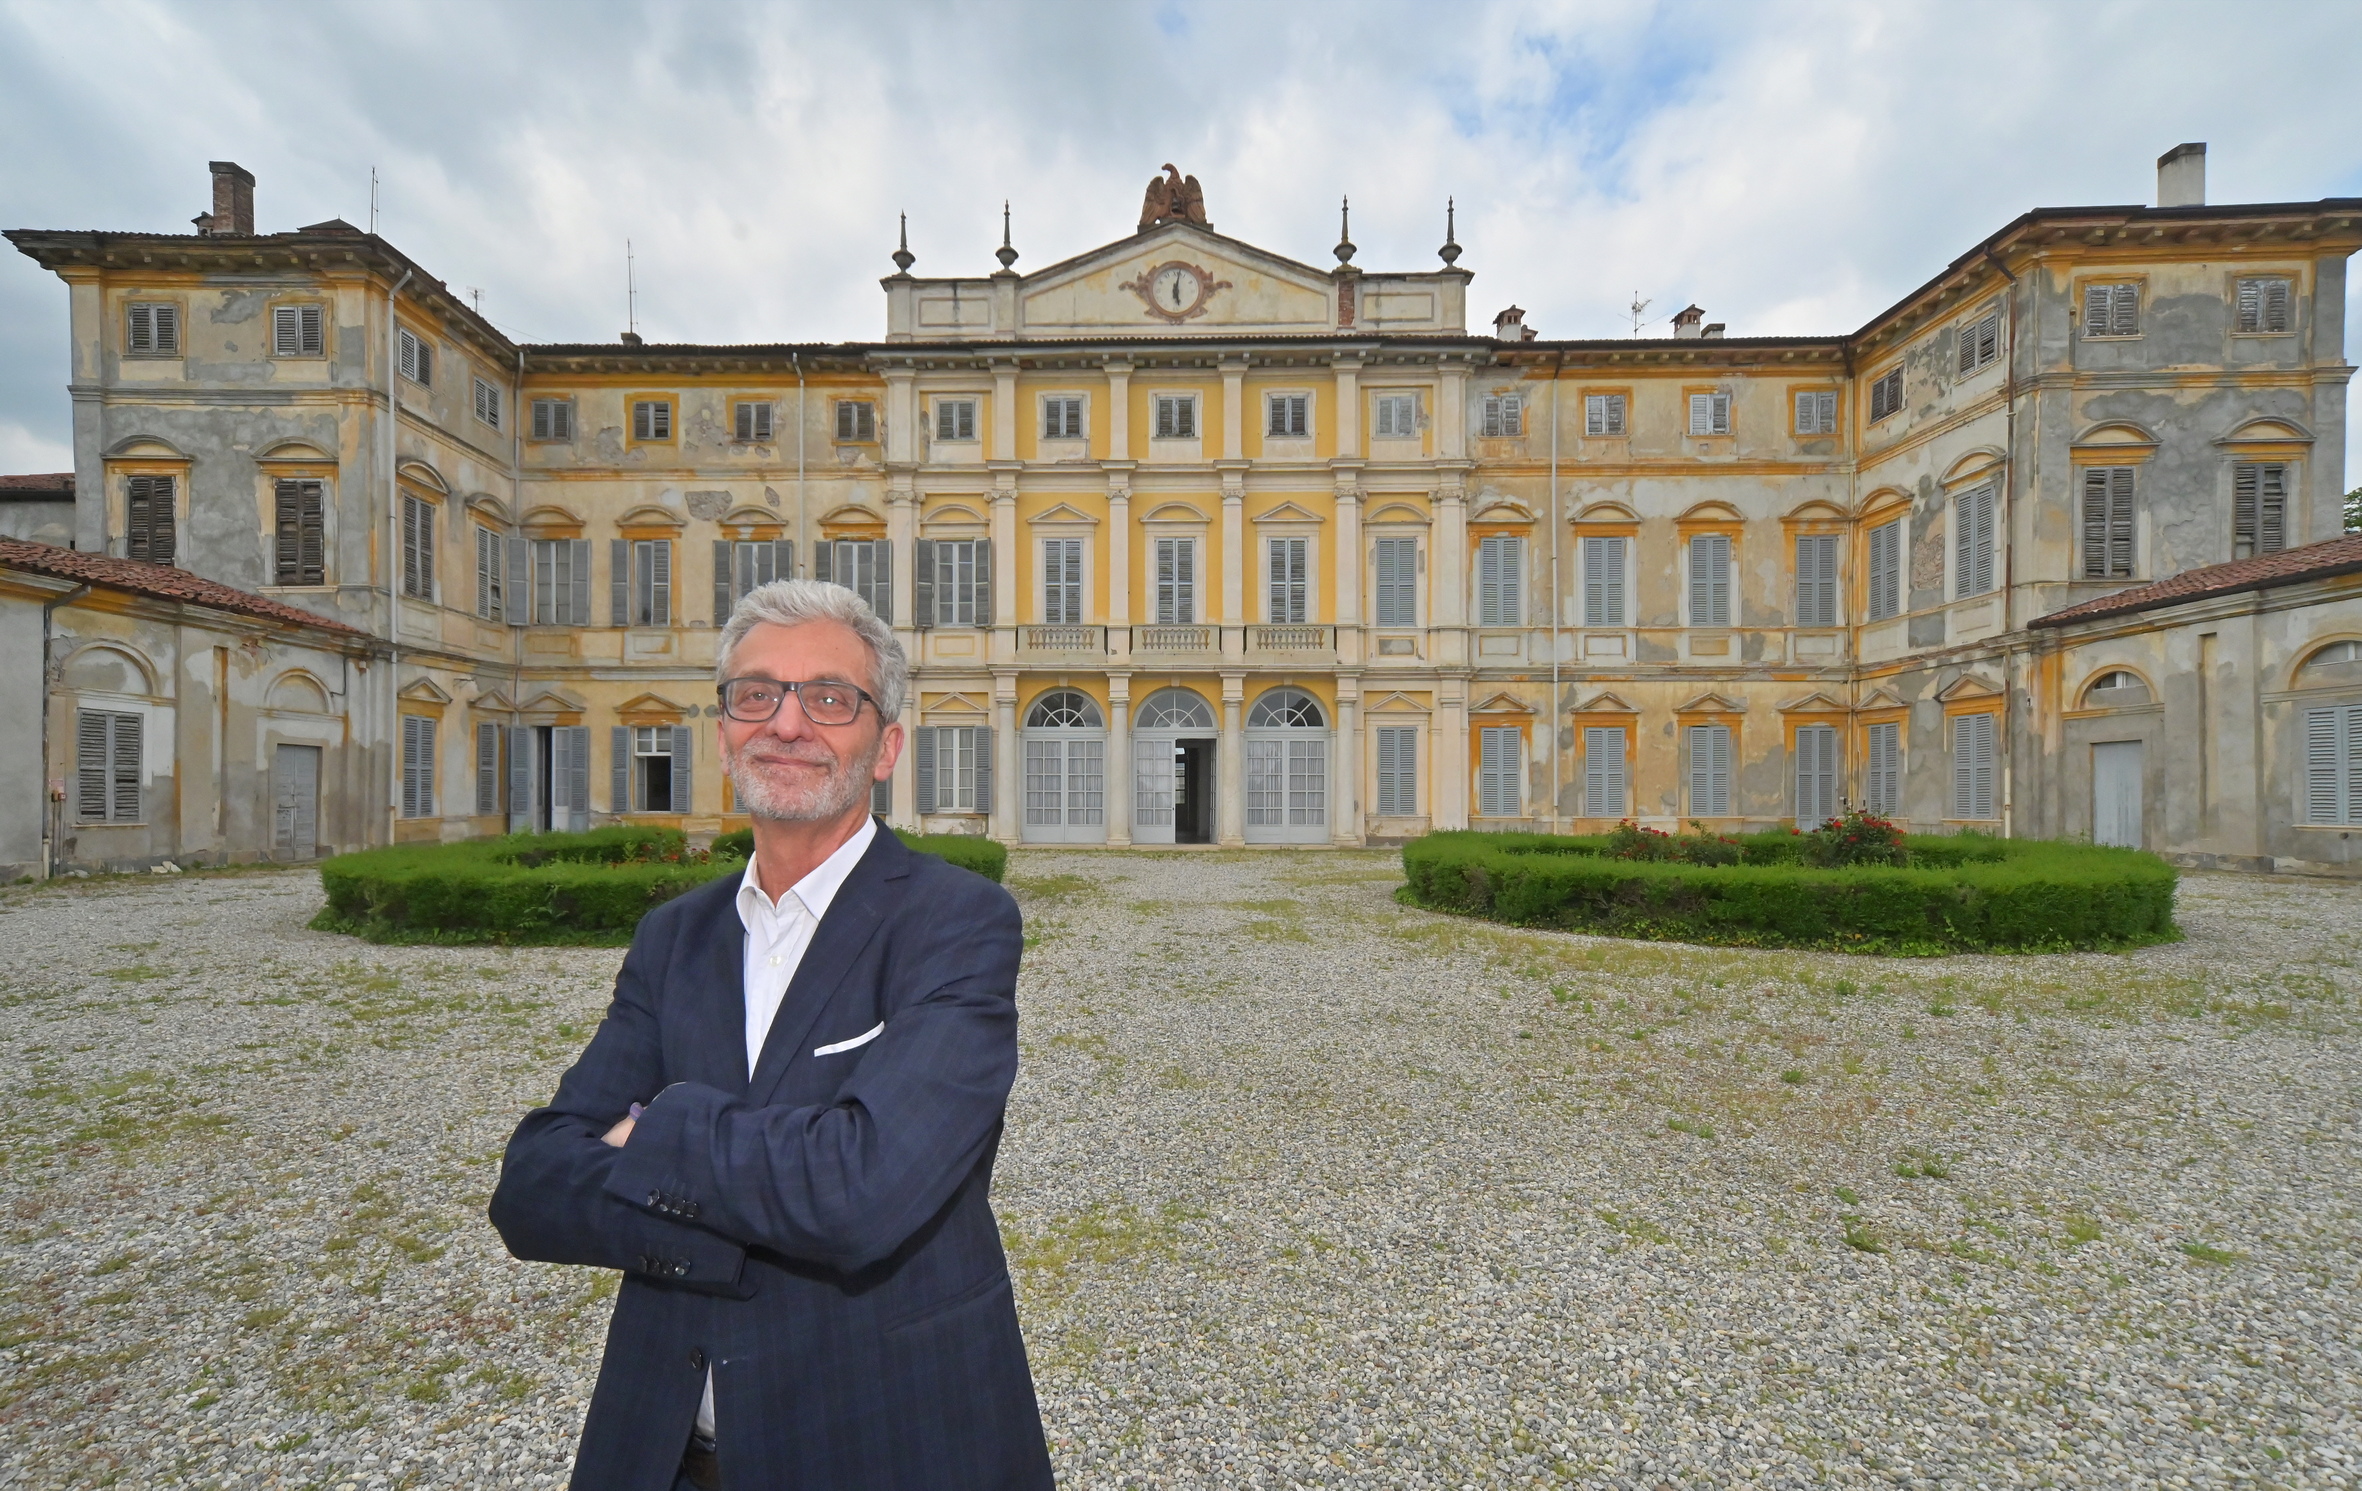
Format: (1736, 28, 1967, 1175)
(618, 692, 692, 718)
(924, 691, 988, 716)
(1027, 502, 1100, 527)
(1777, 690, 1849, 713)
(1859, 686, 1906, 710)
(1008, 219, 1337, 338)
(1572, 689, 1639, 714)
(469, 686, 515, 713)
(1250, 500, 1325, 525)
(1674, 690, 1747, 715)
(1364, 690, 1430, 714)
(397, 678, 452, 705)
(1936, 674, 2002, 702)
(519, 688, 584, 715)
(1470, 690, 1537, 715)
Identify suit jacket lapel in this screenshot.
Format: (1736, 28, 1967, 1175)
(743, 825, 912, 1104)
(679, 870, 752, 1098)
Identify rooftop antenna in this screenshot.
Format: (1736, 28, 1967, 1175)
(368, 166, 378, 236)
(626, 239, 637, 337)
(467, 286, 483, 316)
(1627, 291, 1652, 337)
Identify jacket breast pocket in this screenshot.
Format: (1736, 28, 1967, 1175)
(812, 1021, 884, 1057)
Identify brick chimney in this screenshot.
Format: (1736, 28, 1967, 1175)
(2157, 142, 2205, 208)
(195, 161, 255, 236)
(1671, 304, 1705, 339)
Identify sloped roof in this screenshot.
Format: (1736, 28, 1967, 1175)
(0, 472, 73, 497)
(2031, 533, 2362, 629)
(0, 539, 368, 635)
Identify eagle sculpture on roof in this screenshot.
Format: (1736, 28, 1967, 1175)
(1138, 164, 1210, 233)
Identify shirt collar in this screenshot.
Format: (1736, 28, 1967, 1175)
(736, 815, 878, 932)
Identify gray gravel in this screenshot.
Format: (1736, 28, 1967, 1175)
(1, 855, 2357, 1488)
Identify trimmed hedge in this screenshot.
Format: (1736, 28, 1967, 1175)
(1400, 830, 2178, 955)
(314, 824, 1005, 945)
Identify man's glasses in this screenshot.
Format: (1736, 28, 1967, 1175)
(717, 677, 875, 726)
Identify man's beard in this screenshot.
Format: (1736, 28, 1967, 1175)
(722, 733, 881, 823)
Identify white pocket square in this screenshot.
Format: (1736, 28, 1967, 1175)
(813, 1022, 884, 1057)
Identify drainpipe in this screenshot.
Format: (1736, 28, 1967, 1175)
(792, 352, 808, 575)
(386, 264, 414, 845)
(1982, 245, 2020, 839)
(38, 582, 93, 878)
(1548, 351, 1564, 833)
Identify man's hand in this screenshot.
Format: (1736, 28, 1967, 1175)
(602, 1114, 636, 1147)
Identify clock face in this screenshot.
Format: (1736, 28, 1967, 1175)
(1150, 265, 1202, 314)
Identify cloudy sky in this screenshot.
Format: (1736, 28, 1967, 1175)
(4, 0, 2361, 483)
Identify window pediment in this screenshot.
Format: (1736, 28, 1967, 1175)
(1141, 500, 1210, 525)
(821, 502, 886, 526)
(617, 504, 683, 529)
(1674, 690, 1748, 715)
(256, 439, 334, 463)
(1365, 502, 1429, 525)
(396, 459, 449, 493)
(1777, 690, 1848, 714)
(1470, 690, 1537, 716)
(1940, 449, 2005, 487)
(104, 435, 189, 460)
(1027, 502, 1100, 527)
(2071, 421, 2160, 451)
(1935, 674, 2002, 703)
(1571, 689, 1638, 714)
(397, 678, 453, 705)
(1250, 500, 1325, 526)
(1364, 689, 1431, 715)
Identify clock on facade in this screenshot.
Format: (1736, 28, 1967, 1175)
(1119, 260, 1232, 323)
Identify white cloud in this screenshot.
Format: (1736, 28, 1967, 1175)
(0, 419, 71, 475)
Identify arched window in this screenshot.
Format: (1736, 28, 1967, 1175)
(1244, 687, 1328, 842)
(1025, 689, 1103, 729)
(1246, 687, 1325, 728)
(2082, 670, 2151, 707)
(1022, 689, 1106, 842)
(2299, 640, 2362, 681)
(1136, 687, 1215, 730)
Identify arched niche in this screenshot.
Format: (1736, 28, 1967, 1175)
(62, 642, 157, 697)
(267, 670, 334, 713)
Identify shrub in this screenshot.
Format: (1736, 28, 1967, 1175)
(1400, 829, 2177, 955)
(709, 826, 1005, 884)
(1800, 809, 1909, 869)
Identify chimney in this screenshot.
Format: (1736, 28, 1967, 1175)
(620, 331, 643, 346)
(1671, 303, 1706, 339)
(1701, 322, 1725, 340)
(197, 161, 256, 236)
(2158, 142, 2205, 208)
(1493, 305, 1527, 342)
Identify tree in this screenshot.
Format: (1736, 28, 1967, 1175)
(2347, 484, 2362, 533)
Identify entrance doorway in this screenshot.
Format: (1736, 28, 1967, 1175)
(271, 743, 320, 859)
(1130, 686, 1218, 846)
(2092, 740, 2143, 847)
(1174, 739, 1214, 843)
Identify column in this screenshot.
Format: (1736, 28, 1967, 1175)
(1434, 679, 1469, 830)
(1106, 474, 1132, 662)
(892, 690, 918, 828)
(1107, 672, 1132, 846)
(1333, 475, 1362, 668)
(990, 473, 1017, 667)
(1433, 474, 1468, 670)
(1221, 479, 1245, 659)
(991, 674, 1018, 842)
(886, 480, 919, 637)
(1217, 672, 1245, 846)
(1332, 673, 1361, 845)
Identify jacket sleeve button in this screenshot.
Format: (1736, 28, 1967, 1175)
(689, 1348, 707, 1370)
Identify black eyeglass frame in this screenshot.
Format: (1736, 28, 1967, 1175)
(716, 675, 880, 726)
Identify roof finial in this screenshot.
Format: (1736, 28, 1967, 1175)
(892, 212, 915, 273)
(996, 199, 1018, 269)
(1439, 196, 1461, 266)
(1333, 196, 1355, 265)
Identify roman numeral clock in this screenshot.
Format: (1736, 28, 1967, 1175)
(1120, 261, 1232, 323)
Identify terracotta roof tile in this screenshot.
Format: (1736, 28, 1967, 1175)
(0, 472, 73, 495)
(2031, 533, 2362, 628)
(0, 539, 369, 636)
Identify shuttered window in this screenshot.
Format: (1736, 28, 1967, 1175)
(1477, 534, 1525, 627)
(1267, 536, 1309, 623)
(400, 494, 434, 599)
(1686, 723, 1731, 816)
(2080, 467, 2136, 578)
(1866, 720, 1901, 816)
(616, 538, 672, 627)
(1950, 712, 1997, 820)
(1869, 368, 1903, 423)
(530, 398, 574, 440)
(398, 328, 431, 384)
(1376, 726, 1418, 816)
(615, 724, 695, 813)
(713, 538, 794, 623)
(124, 475, 176, 566)
(1267, 394, 1308, 437)
(814, 538, 892, 621)
(632, 400, 673, 441)
(475, 721, 502, 816)
(921, 538, 988, 627)
(126, 302, 179, 355)
(1041, 538, 1083, 623)
(2302, 704, 2362, 825)
(1478, 726, 1523, 818)
(914, 726, 990, 814)
(1373, 395, 1419, 438)
(936, 400, 979, 441)
(2232, 463, 2288, 559)
(1480, 395, 1523, 437)
(1155, 537, 1196, 624)
(2082, 283, 2139, 338)
(273, 303, 325, 356)
(1687, 392, 1732, 435)
(532, 538, 593, 624)
(836, 400, 876, 441)
(1581, 536, 1626, 627)
(1152, 396, 1196, 440)
(273, 480, 327, 587)
(401, 715, 437, 818)
(1954, 483, 1996, 598)
(1581, 727, 1626, 819)
(75, 709, 143, 823)
(1794, 724, 1840, 829)
(2235, 278, 2292, 334)
(734, 401, 774, 441)
(1584, 393, 1626, 436)
(1793, 389, 1837, 435)
(474, 525, 505, 619)
(1687, 533, 1731, 626)
(1867, 520, 1903, 620)
(1795, 533, 1840, 628)
(472, 378, 502, 429)
(1042, 397, 1085, 439)
(1373, 538, 1418, 627)
(1957, 309, 2001, 375)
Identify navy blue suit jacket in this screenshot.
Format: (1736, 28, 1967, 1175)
(489, 824, 1054, 1491)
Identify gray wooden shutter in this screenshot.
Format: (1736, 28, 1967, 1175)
(1869, 522, 1899, 619)
(612, 726, 632, 813)
(869, 539, 891, 622)
(506, 536, 530, 624)
(1868, 721, 1899, 816)
(569, 539, 592, 625)
(973, 726, 993, 816)
(872, 774, 891, 818)
(913, 539, 936, 628)
(651, 540, 671, 626)
(714, 539, 734, 625)
(1688, 724, 1729, 816)
(671, 724, 694, 813)
(610, 539, 629, 626)
(509, 725, 533, 831)
(813, 537, 832, 583)
(914, 727, 937, 813)
(773, 539, 793, 587)
(1583, 726, 1623, 818)
(76, 710, 109, 821)
(974, 537, 991, 626)
(476, 721, 499, 815)
(565, 726, 590, 830)
(111, 713, 141, 821)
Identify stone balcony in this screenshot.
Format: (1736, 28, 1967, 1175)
(1017, 624, 1107, 658)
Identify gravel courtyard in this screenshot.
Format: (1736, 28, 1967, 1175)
(1, 852, 2357, 1490)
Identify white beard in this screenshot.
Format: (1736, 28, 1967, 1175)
(722, 734, 880, 823)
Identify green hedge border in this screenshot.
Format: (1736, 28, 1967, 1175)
(312, 824, 1005, 945)
(1401, 830, 2179, 955)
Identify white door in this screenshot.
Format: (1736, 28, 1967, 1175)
(271, 743, 319, 858)
(2092, 740, 2143, 847)
(1022, 732, 1108, 844)
(1131, 733, 1176, 845)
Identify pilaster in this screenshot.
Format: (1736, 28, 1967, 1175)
(1217, 672, 1245, 846)
(1333, 672, 1361, 845)
(1220, 471, 1245, 659)
(1434, 676, 1469, 830)
(989, 469, 1018, 666)
(1220, 357, 1247, 462)
(1107, 671, 1133, 846)
(1103, 358, 1133, 462)
(991, 672, 1018, 842)
(1333, 357, 1362, 460)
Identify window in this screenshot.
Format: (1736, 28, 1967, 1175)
(1687, 391, 1732, 436)
(734, 401, 774, 441)
(1581, 727, 1626, 818)
(400, 493, 434, 599)
(2235, 277, 2292, 334)
(2303, 704, 2362, 824)
(815, 538, 892, 621)
(1795, 533, 1840, 628)
(530, 398, 574, 440)
(398, 328, 432, 385)
(1373, 394, 1419, 439)
(275, 480, 326, 586)
(401, 715, 437, 817)
(1581, 535, 1627, 627)
(836, 400, 876, 441)
(272, 304, 324, 357)
(1480, 394, 1524, 438)
(2083, 283, 2140, 338)
(1957, 309, 2001, 375)
(1266, 536, 1308, 623)
(915, 726, 991, 814)
(1267, 394, 1308, 438)
(1950, 713, 1997, 819)
(1373, 537, 1418, 626)
(124, 475, 175, 565)
(126, 302, 179, 356)
(1954, 483, 1996, 598)
(936, 399, 978, 441)
(1376, 726, 1418, 816)
(1793, 390, 1837, 435)
(918, 537, 988, 627)
(474, 525, 506, 619)
(75, 709, 142, 823)
(1154, 536, 1196, 624)
(476, 721, 502, 816)
(1152, 395, 1196, 440)
(531, 538, 593, 625)
(1479, 726, 1523, 818)
(632, 400, 673, 441)
(2080, 467, 2136, 578)
(473, 376, 502, 430)
(1867, 520, 1902, 620)
(713, 538, 794, 623)
(1584, 393, 1626, 436)
(1794, 724, 1839, 829)
(1043, 397, 1085, 440)
(616, 724, 693, 813)
(1869, 368, 1903, 423)
(1865, 720, 1901, 816)
(2233, 463, 2288, 559)
(615, 538, 672, 626)
(1687, 724, 1732, 816)
(1688, 533, 1731, 627)
(1041, 538, 1084, 623)
(1476, 534, 1524, 627)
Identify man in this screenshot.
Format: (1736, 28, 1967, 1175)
(490, 579, 1054, 1491)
